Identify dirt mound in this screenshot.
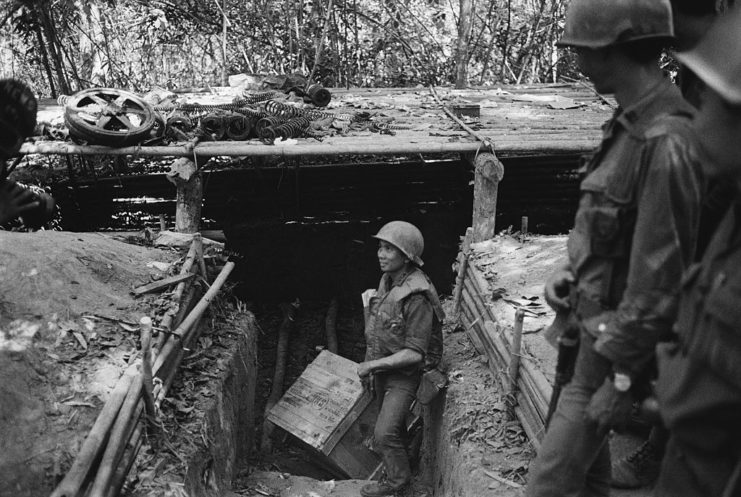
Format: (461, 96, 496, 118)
(0, 231, 178, 497)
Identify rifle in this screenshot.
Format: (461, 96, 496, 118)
(544, 309, 580, 430)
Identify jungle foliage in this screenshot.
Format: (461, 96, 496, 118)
(0, 0, 572, 96)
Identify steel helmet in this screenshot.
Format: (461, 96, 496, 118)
(558, 0, 674, 48)
(373, 221, 425, 266)
(676, 7, 741, 105)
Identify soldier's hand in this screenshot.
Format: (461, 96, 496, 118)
(544, 266, 575, 311)
(357, 361, 373, 379)
(0, 181, 39, 226)
(585, 377, 633, 438)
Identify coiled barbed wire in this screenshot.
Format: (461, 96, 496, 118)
(255, 116, 288, 138)
(263, 100, 354, 122)
(261, 116, 312, 142)
(153, 102, 255, 114)
(240, 91, 283, 104)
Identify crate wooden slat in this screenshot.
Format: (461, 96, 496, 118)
(267, 350, 381, 478)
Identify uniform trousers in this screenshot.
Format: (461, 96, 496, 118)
(526, 331, 613, 497)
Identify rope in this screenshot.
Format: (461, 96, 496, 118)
(429, 85, 495, 153)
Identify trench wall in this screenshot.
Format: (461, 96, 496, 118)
(180, 312, 258, 496)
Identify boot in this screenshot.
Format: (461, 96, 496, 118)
(610, 440, 661, 489)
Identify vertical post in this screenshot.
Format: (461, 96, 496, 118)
(508, 309, 525, 395)
(166, 158, 202, 234)
(452, 252, 469, 319)
(468, 152, 505, 243)
(521, 216, 529, 235)
(158, 214, 166, 232)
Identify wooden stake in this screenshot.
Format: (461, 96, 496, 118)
(521, 216, 529, 235)
(452, 252, 469, 319)
(508, 309, 525, 395)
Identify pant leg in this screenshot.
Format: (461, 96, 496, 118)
(374, 371, 420, 489)
(526, 332, 612, 497)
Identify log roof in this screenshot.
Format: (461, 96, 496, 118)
(25, 83, 615, 159)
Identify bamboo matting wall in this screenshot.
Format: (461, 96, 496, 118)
(455, 249, 553, 447)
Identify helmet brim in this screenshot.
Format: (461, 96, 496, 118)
(677, 51, 741, 106)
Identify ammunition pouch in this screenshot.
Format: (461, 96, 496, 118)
(416, 368, 448, 405)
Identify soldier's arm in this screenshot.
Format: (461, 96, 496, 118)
(594, 133, 704, 377)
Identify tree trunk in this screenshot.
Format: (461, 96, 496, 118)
(166, 158, 202, 233)
(455, 0, 474, 88)
(470, 152, 505, 242)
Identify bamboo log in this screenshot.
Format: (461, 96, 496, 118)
(261, 299, 300, 452)
(104, 424, 143, 497)
(50, 368, 136, 497)
(325, 297, 339, 354)
(156, 239, 200, 352)
(153, 261, 235, 374)
(88, 376, 143, 497)
(19, 138, 599, 158)
(139, 317, 158, 439)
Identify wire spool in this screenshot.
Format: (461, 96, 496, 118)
(166, 112, 194, 131)
(225, 114, 252, 140)
(304, 83, 331, 107)
(200, 113, 225, 140)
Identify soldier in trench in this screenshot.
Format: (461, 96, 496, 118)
(356, 221, 444, 497)
(526, 1, 706, 496)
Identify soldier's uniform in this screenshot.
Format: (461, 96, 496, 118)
(361, 222, 444, 496)
(656, 201, 741, 496)
(527, 76, 705, 497)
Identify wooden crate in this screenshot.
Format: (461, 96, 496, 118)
(267, 350, 381, 478)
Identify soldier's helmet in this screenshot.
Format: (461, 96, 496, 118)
(676, 6, 741, 105)
(557, 0, 674, 48)
(373, 221, 425, 267)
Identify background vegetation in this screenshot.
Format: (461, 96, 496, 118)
(0, 0, 573, 96)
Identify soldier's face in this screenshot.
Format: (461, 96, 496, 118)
(575, 47, 615, 94)
(377, 241, 408, 275)
(694, 87, 741, 179)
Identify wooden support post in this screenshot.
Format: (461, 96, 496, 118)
(508, 309, 525, 395)
(521, 216, 529, 235)
(452, 252, 469, 320)
(166, 158, 202, 233)
(466, 152, 504, 243)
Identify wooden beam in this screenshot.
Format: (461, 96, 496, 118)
(467, 152, 505, 243)
(131, 273, 195, 296)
